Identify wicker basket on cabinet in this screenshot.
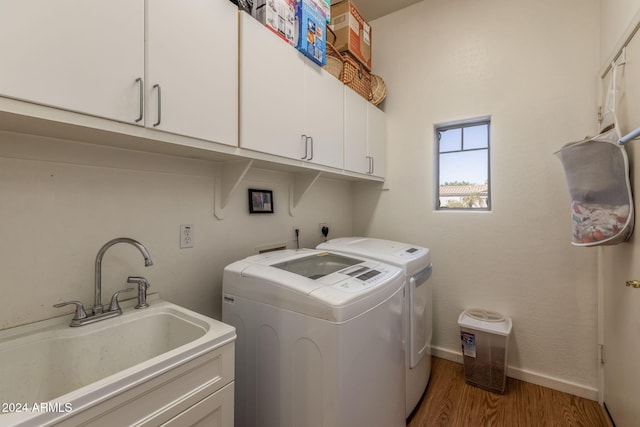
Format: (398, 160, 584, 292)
(341, 51, 372, 101)
(370, 74, 387, 106)
(323, 26, 374, 102)
(325, 41, 344, 80)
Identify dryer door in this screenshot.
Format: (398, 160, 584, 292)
(408, 265, 432, 368)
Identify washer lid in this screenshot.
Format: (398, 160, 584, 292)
(222, 249, 404, 321)
(318, 237, 431, 274)
(271, 252, 365, 280)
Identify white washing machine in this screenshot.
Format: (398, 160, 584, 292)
(222, 249, 405, 427)
(318, 237, 432, 417)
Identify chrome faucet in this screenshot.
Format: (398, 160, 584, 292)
(94, 237, 153, 314)
(54, 237, 153, 326)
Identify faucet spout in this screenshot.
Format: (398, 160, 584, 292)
(94, 237, 153, 314)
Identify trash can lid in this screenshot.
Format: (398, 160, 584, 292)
(458, 309, 512, 336)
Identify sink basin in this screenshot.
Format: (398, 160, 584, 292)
(0, 297, 235, 426)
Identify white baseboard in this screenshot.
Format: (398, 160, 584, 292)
(431, 346, 464, 363)
(431, 346, 599, 401)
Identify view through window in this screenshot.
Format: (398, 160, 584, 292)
(436, 119, 491, 210)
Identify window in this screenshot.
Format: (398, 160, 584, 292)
(436, 119, 491, 210)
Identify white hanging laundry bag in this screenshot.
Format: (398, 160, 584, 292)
(554, 62, 634, 246)
(555, 127, 634, 246)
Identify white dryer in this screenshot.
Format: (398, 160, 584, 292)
(222, 249, 405, 427)
(318, 237, 432, 417)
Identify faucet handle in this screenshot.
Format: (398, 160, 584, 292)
(53, 301, 88, 321)
(108, 287, 134, 313)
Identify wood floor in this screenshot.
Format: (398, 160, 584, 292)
(407, 357, 612, 427)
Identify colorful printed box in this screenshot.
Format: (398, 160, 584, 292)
(295, 0, 327, 66)
(252, 0, 296, 44)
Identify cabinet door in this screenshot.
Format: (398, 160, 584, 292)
(147, 0, 237, 146)
(367, 103, 387, 178)
(344, 88, 369, 174)
(0, 0, 144, 122)
(304, 64, 344, 169)
(239, 13, 306, 159)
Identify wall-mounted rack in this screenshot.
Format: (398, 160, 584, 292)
(289, 172, 322, 217)
(214, 159, 254, 220)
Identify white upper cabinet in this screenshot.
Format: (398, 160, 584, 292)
(239, 13, 305, 160)
(0, 0, 144, 123)
(146, 0, 238, 146)
(344, 88, 369, 174)
(0, 4, 381, 180)
(344, 87, 386, 178)
(303, 64, 344, 169)
(0, 0, 237, 146)
(239, 13, 344, 169)
(367, 102, 387, 178)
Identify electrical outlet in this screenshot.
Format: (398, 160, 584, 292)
(319, 223, 329, 239)
(180, 224, 194, 249)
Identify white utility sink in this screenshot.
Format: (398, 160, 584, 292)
(0, 297, 236, 426)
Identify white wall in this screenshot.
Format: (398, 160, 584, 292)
(359, 0, 601, 397)
(0, 131, 353, 329)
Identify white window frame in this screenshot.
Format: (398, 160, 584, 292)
(435, 117, 491, 211)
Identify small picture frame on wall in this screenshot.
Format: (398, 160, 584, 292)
(248, 189, 274, 214)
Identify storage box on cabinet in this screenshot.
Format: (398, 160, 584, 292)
(0, 0, 238, 147)
(239, 11, 344, 170)
(250, 0, 296, 44)
(330, 0, 372, 71)
(295, 0, 328, 66)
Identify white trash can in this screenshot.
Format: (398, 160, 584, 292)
(458, 309, 512, 394)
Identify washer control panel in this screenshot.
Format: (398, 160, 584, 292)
(334, 264, 398, 293)
(393, 246, 428, 259)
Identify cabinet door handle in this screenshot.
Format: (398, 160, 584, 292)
(135, 77, 144, 123)
(308, 136, 314, 160)
(301, 134, 308, 159)
(370, 156, 374, 174)
(153, 84, 162, 127)
(366, 156, 373, 174)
